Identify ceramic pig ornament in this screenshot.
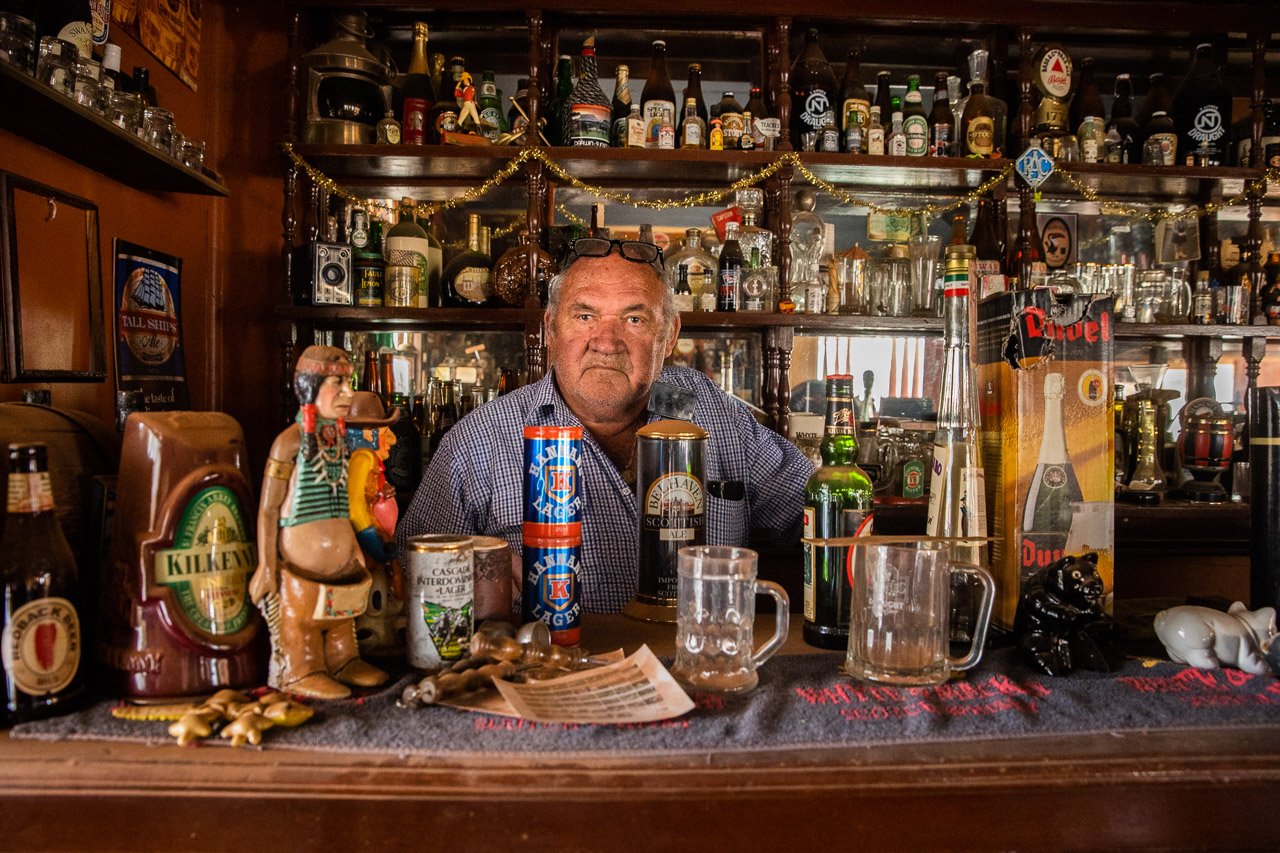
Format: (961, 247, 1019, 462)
(1153, 602, 1277, 675)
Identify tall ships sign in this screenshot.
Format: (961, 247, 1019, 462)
(113, 240, 189, 411)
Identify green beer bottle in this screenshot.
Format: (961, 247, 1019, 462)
(803, 374, 874, 649)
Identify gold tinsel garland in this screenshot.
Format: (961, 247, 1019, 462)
(282, 142, 1277, 227)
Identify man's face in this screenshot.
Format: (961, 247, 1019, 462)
(315, 374, 353, 419)
(546, 253, 680, 425)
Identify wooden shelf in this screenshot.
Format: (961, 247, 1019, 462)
(290, 143, 1268, 202)
(281, 304, 951, 334)
(0, 61, 228, 197)
(1049, 161, 1265, 202)
(282, 304, 534, 329)
(1114, 321, 1280, 340)
(1115, 499, 1250, 555)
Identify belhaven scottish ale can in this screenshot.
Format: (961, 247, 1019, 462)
(521, 533, 582, 646)
(622, 420, 707, 623)
(523, 425, 584, 539)
(405, 534, 474, 669)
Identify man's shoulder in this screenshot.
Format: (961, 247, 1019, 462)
(660, 364, 726, 396)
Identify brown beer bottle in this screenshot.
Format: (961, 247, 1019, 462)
(1, 443, 87, 723)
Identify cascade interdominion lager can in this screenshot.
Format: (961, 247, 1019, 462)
(523, 425, 584, 539)
(405, 534, 474, 669)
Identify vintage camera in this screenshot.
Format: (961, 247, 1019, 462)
(306, 242, 353, 305)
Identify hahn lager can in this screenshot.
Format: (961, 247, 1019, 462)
(623, 420, 707, 623)
(523, 425, 583, 539)
(521, 534, 582, 646)
(405, 534, 474, 669)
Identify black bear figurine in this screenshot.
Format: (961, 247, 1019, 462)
(1014, 551, 1125, 676)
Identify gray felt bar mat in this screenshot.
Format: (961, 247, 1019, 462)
(12, 648, 1280, 756)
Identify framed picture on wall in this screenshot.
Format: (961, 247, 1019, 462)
(0, 172, 105, 382)
(113, 239, 190, 410)
(1037, 212, 1077, 271)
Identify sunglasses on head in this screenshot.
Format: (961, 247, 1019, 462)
(563, 237, 665, 271)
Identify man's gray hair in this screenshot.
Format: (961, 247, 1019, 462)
(545, 254, 678, 342)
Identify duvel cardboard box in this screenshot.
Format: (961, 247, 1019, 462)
(977, 290, 1115, 628)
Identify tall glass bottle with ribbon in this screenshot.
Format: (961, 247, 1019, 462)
(925, 245, 988, 638)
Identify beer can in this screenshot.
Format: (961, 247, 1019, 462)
(521, 533, 582, 646)
(523, 425, 584, 536)
(470, 534, 514, 621)
(623, 419, 707, 623)
(384, 264, 418, 308)
(405, 534, 474, 669)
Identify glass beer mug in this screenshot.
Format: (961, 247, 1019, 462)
(671, 546, 788, 694)
(845, 540, 995, 686)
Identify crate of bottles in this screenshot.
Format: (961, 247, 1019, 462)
(976, 290, 1116, 628)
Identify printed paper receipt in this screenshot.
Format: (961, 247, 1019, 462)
(492, 645, 694, 724)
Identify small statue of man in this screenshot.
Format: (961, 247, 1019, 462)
(250, 346, 388, 699)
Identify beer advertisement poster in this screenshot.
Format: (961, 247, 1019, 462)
(113, 240, 189, 411)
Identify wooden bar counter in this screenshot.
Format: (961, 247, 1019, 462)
(3, 614, 1279, 851)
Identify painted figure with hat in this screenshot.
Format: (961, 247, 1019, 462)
(346, 391, 407, 656)
(250, 346, 389, 699)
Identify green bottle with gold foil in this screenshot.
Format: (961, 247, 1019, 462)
(803, 374, 874, 649)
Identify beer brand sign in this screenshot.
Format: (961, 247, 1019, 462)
(114, 239, 189, 410)
(153, 485, 256, 635)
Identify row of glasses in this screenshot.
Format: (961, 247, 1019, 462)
(0, 12, 37, 74)
(831, 244, 933, 318)
(18, 29, 208, 175)
(1073, 262, 1138, 321)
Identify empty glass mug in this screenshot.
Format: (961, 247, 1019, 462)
(671, 546, 789, 694)
(845, 540, 995, 686)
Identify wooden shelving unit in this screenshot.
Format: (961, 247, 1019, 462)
(0, 61, 228, 196)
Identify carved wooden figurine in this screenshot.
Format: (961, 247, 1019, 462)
(249, 346, 389, 699)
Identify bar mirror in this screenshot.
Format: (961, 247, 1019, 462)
(0, 171, 105, 382)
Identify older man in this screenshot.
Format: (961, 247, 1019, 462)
(398, 238, 811, 613)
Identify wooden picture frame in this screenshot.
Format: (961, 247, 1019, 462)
(0, 172, 106, 382)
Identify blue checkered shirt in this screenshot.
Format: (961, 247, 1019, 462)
(397, 365, 811, 613)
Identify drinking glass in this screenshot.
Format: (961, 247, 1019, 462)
(907, 234, 942, 317)
(142, 106, 177, 156)
(108, 90, 143, 133)
(845, 540, 994, 686)
(671, 546, 788, 694)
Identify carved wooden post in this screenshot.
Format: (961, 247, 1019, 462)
(765, 326, 794, 436)
(281, 9, 304, 423)
(773, 161, 794, 308)
(527, 10, 543, 147)
(1244, 336, 1266, 400)
(524, 10, 546, 317)
(1017, 28, 1034, 154)
(1182, 337, 1222, 403)
(1250, 31, 1266, 167)
(774, 18, 792, 152)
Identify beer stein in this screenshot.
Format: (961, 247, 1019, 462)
(671, 546, 789, 694)
(1175, 406, 1233, 503)
(845, 540, 994, 686)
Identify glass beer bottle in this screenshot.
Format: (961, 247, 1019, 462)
(926, 247, 988, 568)
(803, 375, 874, 650)
(790, 28, 838, 149)
(641, 40, 676, 149)
(1, 443, 87, 723)
(1021, 372, 1084, 537)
